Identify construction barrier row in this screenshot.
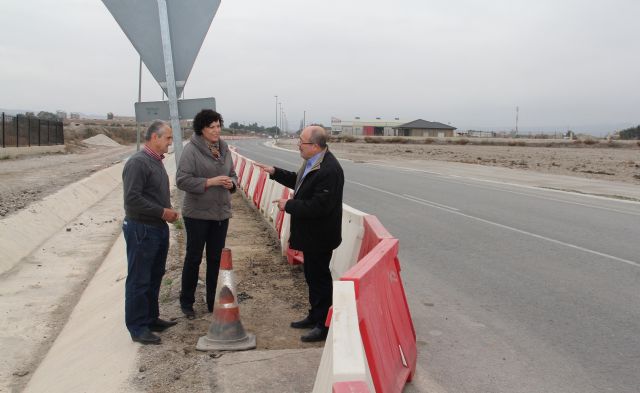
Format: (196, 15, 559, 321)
(229, 144, 416, 393)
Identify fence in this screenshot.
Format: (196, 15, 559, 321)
(1, 113, 64, 148)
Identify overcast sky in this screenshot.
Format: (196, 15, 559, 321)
(1, 0, 639, 134)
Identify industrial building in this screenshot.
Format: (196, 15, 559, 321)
(331, 117, 456, 137)
(331, 117, 403, 136)
(395, 119, 456, 137)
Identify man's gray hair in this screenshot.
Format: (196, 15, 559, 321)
(308, 125, 328, 148)
(145, 120, 170, 141)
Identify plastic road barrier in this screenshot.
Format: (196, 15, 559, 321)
(241, 160, 255, 194)
(312, 281, 374, 393)
(357, 215, 394, 261)
(275, 188, 291, 235)
(259, 178, 275, 218)
(341, 239, 416, 393)
(330, 204, 367, 279)
(236, 158, 247, 187)
(252, 169, 267, 209)
(332, 381, 371, 393)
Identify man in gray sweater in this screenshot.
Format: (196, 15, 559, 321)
(122, 120, 179, 345)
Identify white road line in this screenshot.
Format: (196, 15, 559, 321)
(361, 162, 640, 216)
(403, 194, 460, 211)
(348, 180, 640, 269)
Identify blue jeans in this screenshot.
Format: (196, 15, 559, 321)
(122, 218, 169, 337)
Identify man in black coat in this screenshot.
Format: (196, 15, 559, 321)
(256, 126, 344, 342)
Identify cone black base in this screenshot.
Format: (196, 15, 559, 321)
(196, 333, 256, 351)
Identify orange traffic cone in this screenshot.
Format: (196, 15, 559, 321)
(196, 248, 256, 351)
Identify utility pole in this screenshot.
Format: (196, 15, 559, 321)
(515, 105, 519, 135)
(303, 110, 306, 129)
(274, 95, 278, 137)
(279, 103, 283, 136)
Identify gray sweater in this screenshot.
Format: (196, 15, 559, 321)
(176, 135, 237, 221)
(122, 149, 171, 227)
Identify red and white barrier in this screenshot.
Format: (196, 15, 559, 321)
(332, 382, 371, 393)
(341, 239, 416, 393)
(312, 281, 374, 393)
(230, 149, 417, 393)
(330, 204, 367, 279)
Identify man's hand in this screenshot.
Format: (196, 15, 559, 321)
(162, 208, 179, 223)
(206, 175, 233, 189)
(255, 162, 275, 175)
(272, 198, 287, 211)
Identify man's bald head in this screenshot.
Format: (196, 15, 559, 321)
(302, 125, 328, 148)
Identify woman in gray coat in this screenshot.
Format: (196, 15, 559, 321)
(176, 109, 237, 319)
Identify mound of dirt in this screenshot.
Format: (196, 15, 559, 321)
(83, 134, 121, 147)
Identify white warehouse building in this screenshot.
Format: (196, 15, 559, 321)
(331, 117, 404, 136)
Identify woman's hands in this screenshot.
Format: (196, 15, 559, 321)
(206, 176, 234, 190)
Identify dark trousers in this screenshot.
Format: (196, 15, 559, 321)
(303, 251, 334, 329)
(122, 218, 169, 337)
(180, 217, 229, 311)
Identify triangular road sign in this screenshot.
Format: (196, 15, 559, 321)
(102, 0, 221, 97)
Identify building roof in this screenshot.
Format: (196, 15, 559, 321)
(395, 119, 456, 130)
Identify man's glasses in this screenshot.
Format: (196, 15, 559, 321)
(297, 139, 314, 145)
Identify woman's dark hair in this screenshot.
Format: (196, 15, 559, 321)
(193, 109, 224, 135)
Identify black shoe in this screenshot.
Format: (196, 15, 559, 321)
(301, 327, 328, 343)
(181, 306, 196, 320)
(290, 316, 315, 329)
(132, 330, 161, 345)
(149, 318, 177, 332)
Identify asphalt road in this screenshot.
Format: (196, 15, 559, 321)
(231, 139, 640, 393)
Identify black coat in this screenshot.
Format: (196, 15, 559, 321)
(271, 150, 344, 253)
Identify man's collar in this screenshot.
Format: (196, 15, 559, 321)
(143, 145, 165, 161)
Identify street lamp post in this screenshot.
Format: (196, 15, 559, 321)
(279, 103, 283, 136)
(274, 95, 278, 138)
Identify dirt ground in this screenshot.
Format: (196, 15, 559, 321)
(279, 138, 640, 185)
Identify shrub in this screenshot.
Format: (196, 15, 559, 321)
(389, 137, 410, 144)
(607, 140, 622, 148)
(454, 138, 469, 145)
(338, 135, 357, 143)
(364, 136, 383, 144)
(424, 138, 435, 144)
(583, 138, 598, 145)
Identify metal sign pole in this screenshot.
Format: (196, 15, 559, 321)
(157, 0, 183, 166)
(136, 57, 142, 152)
